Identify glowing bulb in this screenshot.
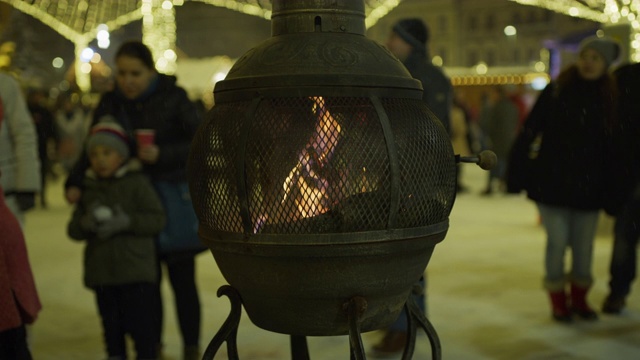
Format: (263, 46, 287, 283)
(80, 62, 92, 74)
(504, 25, 517, 36)
(475, 62, 488, 75)
(52, 57, 64, 68)
(80, 47, 94, 62)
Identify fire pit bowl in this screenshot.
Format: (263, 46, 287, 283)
(187, 0, 456, 337)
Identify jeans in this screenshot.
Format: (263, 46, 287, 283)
(388, 276, 426, 332)
(608, 195, 640, 298)
(157, 251, 201, 348)
(95, 282, 160, 359)
(536, 203, 599, 290)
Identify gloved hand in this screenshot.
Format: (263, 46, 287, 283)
(96, 205, 131, 239)
(80, 213, 97, 232)
(15, 192, 36, 211)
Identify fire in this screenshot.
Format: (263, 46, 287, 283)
(282, 96, 342, 219)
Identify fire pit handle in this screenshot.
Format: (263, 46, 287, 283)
(457, 150, 497, 170)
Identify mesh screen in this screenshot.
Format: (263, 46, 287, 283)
(189, 96, 455, 236)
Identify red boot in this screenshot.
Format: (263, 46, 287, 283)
(548, 290, 572, 323)
(570, 283, 598, 320)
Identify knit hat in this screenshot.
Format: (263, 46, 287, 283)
(579, 35, 621, 67)
(86, 117, 130, 159)
(393, 18, 429, 51)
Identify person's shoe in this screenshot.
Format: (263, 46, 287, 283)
(569, 283, 598, 321)
(548, 290, 572, 323)
(369, 331, 407, 358)
(602, 294, 626, 314)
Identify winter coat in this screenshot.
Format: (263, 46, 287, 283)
(0, 185, 41, 332)
(402, 50, 453, 133)
(0, 111, 41, 332)
(604, 63, 640, 215)
(481, 97, 519, 158)
(0, 73, 41, 195)
(65, 73, 201, 189)
(67, 160, 166, 288)
(506, 79, 611, 210)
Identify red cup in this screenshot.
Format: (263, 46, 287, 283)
(135, 129, 155, 147)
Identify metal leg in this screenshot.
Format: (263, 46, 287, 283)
(401, 296, 442, 360)
(202, 289, 441, 359)
(346, 296, 368, 360)
(202, 285, 242, 360)
(290, 335, 311, 360)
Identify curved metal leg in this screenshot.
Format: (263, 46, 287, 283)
(401, 296, 442, 360)
(346, 296, 368, 360)
(202, 285, 243, 360)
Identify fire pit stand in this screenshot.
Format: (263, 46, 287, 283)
(202, 285, 441, 360)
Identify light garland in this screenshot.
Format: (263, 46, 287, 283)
(142, 0, 177, 74)
(450, 72, 550, 86)
(508, 0, 608, 22)
(509, 0, 640, 61)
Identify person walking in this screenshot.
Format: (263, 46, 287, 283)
(601, 62, 640, 314)
(67, 120, 166, 359)
(371, 17, 453, 357)
(26, 88, 57, 208)
(0, 106, 42, 360)
(64, 40, 204, 359)
(478, 85, 519, 195)
(0, 72, 41, 224)
(506, 35, 620, 323)
(54, 92, 90, 174)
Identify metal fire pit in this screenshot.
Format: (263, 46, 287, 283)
(187, 0, 459, 358)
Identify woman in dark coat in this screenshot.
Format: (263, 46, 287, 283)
(65, 41, 203, 359)
(507, 36, 619, 323)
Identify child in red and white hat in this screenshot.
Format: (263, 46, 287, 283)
(67, 118, 166, 359)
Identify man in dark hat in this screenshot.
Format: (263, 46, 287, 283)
(385, 17, 452, 132)
(370, 17, 453, 357)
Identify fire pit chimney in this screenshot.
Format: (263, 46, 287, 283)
(188, 0, 470, 358)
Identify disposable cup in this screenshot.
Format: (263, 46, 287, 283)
(135, 129, 155, 147)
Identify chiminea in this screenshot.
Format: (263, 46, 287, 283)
(188, 0, 461, 358)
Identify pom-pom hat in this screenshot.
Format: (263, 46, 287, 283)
(86, 117, 130, 159)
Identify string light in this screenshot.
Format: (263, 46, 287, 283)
(509, 0, 640, 61)
(142, 0, 177, 74)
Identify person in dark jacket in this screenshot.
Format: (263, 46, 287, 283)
(478, 85, 519, 195)
(506, 35, 620, 323)
(371, 18, 453, 357)
(64, 40, 203, 359)
(68, 120, 166, 359)
(601, 62, 640, 314)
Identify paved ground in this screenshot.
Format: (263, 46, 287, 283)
(22, 165, 640, 359)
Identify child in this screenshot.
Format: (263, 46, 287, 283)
(67, 120, 165, 359)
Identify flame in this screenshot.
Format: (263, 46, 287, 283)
(282, 96, 342, 219)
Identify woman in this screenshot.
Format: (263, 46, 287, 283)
(506, 35, 619, 323)
(65, 41, 203, 359)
